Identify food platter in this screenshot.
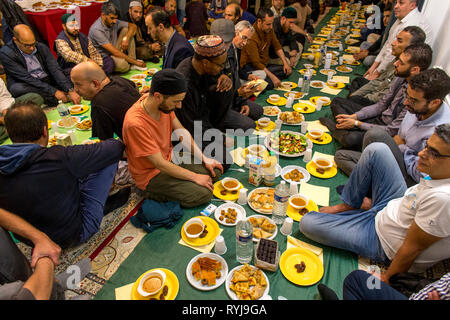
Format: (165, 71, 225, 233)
(225, 264, 270, 300)
(247, 188, 275, 215)
(214, 203, 246, 226)
(186, 253, 228, 291)
(265, 130, 312, 157)
(281, 165, 311, 184)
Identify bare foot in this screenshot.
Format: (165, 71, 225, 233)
(319, 203, 356, 214)
(361, 197, 372, 211)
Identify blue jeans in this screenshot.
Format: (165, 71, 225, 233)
(343, 270, 408, 300)
(299, 143, 407, 263)
(77, 163, 118, 245)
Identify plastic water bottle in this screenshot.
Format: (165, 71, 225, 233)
(272, 181, 290, 225)
(236, 218, 253, 264)
(324, 53, 332, 70)
(57, 100, 74, 127)
(301, 72, 310, 95)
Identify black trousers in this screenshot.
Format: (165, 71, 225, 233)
(348, 76, 370, 96)
(330, 97, 384, 151)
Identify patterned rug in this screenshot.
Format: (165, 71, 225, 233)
(17, 186, 146, 299)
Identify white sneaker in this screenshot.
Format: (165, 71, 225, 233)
(130, 64, 147, 71)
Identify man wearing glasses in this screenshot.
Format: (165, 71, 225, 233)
(210, 19, 263, 131)
(54, 14, 104, 76)
(0, 24, 80, 107)
(299, 122, 450, 284)
(334, 68, 450, 187)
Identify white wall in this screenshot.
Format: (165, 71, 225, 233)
(421, 0, 450, 103)
(421, 0, 450, 72)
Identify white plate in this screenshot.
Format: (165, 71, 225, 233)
(320, 69, 337, 76)
(130, 74, 147, 81)
(265, 130, 312, 158)
(280, 165, 311, 184)
(225, 265, 270, 300)
(277, 112, 304, 126)
(214, 203, 246, 226)
(310, 80, 326, 89)
(247, 188, 274, 215)
(58, 4, 77, 10)
(336, 66, 353, 73)
(248, 214, 277, 242)
(57, 116, 80, 128)
(263, 106, 281, 117)
(186, 253, 228, 291)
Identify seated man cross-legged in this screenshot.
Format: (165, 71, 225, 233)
(122, 69, 224, 208)
(0, 102, 127, 249)
(335, 68, 450, 186)
(299, 123, 450, 283)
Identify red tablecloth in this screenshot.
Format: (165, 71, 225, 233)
(24, 3, 102, 57)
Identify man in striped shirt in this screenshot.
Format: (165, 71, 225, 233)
(54, 14, 104, 76)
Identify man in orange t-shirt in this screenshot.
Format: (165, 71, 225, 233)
(123, 69, 224, 208)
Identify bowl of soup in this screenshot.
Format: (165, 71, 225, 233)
(289, 194, 309, 210)
(247, 144, 267, 157)
(257, 117, 271, 128)
(308, 129, 324, 140)
(281, 82, 292, 90)
(184, 217, 205, 239)
(327, 80, 338, 88)
(318, 97, 331, 105)
(221, 177, 241, 192)
(313, 157, 333, 170)
(137, 269, 166, 296)
(269, 94, 280, 103)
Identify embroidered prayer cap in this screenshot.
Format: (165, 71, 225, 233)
(193, 35, 227, 58)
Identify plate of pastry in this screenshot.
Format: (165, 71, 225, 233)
(186, 253, 228, 291)
(226, 264, 269, 300)
(248, 215, 277, 242)
(247, 187, 275, 215)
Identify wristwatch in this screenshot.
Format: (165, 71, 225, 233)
(354, 120, 360, 128)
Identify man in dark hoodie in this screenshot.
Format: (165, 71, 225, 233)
(0, 101, 126, 249)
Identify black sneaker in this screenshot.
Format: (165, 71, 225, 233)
(317, 284, 339, 300)
(103, 186, 131, 215)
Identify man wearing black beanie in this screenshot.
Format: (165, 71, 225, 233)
(123, 69, 224, 208)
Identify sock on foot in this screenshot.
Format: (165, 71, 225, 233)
(318, 284, 339, 300)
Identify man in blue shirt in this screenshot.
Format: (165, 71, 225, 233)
(0, 101, 127, 249)
(335, 68, 450, 187)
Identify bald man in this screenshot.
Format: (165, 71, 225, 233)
(71, 62, 140, 140)
(0, 25, 80, 107)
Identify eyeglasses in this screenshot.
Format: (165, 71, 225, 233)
(423, 142, 450, 158)
(404, 92, 425, 107)
(238, 31, 250, 42)
(17, 39, 36, 48)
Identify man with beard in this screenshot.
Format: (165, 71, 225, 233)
(164, 0, 186, 37)
(54, 14, 104, 76)
(145, 9, 193, 69)
(320, 44, 432, 153)
(122, 69, 224, 208)
(348, 26, 426, 106)
(223, 3, 242, 24)
(175, 35, 234, 169)
(70, 61, 140, 141)
(269, 7, 300, 68)
(299, 123, 450, 280)
(126, 1, 162, 62)
(89, 2, 146, 74)
(338, 69, 450, 187)
(239, 7, 292, 89)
